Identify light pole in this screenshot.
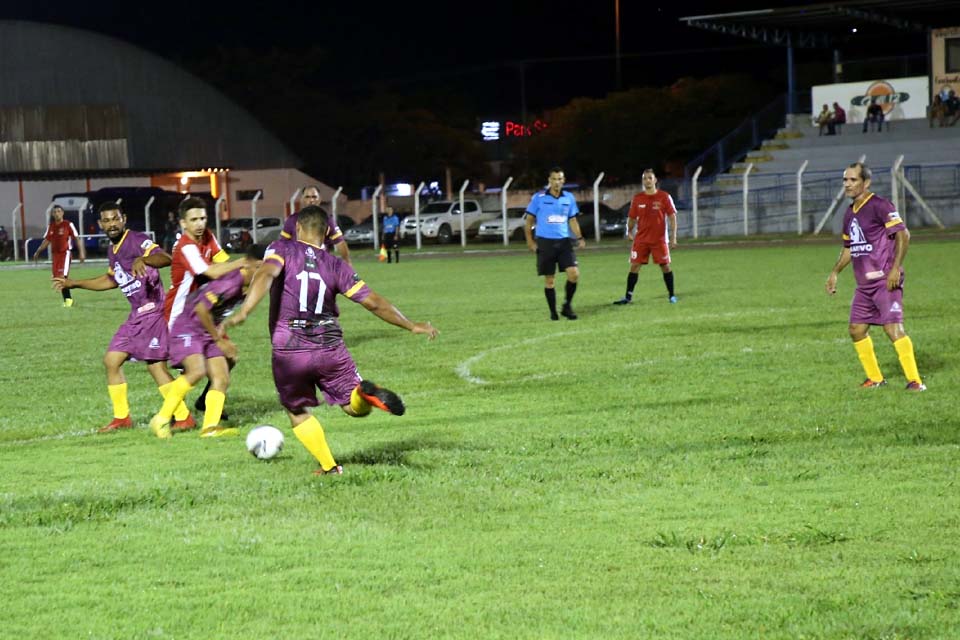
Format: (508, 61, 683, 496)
(615, 0, 622, 90)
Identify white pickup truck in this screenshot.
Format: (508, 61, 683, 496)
(399, 200, 497, 244)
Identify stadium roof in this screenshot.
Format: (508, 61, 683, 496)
(680, 0, 960, 48)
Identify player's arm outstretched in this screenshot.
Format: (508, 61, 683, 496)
(825, 247, 852, 295)
(53, 273, 117, 293)
(359, 291, 438, 339)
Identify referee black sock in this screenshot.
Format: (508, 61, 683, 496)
(663, 271, 675, 297)
(61, 289, 72, 301)
(544, 288, 557, 315)
(625, 272, 639, 298)
(564, 280, 577, 306)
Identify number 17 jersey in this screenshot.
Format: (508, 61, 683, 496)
(264, 238, 371, 351)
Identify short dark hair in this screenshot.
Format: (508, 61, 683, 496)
(246, 243, 267, 260)
(549, 166, 564, 176)
(301, 185, 322, 199)
(297, 205, 329, 236)
(642, 168, 657, 177)
(848, 162, 872, 181)
(178, 196, 208, 219)
(98, 201, 122, 217)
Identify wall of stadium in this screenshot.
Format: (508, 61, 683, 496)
(931, 26, 960, 99)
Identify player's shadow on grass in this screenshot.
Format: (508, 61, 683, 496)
(339, 435, 459, 469)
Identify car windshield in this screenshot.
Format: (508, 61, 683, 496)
(421, 203, 452, 214)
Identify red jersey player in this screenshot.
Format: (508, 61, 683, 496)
(612, 169, 679, 305)
(34, 205, 86, 307)
(164, 196, 246, 429)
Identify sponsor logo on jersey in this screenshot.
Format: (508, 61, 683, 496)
(888, 211, 902, 222)
(149, 337, 160, 350)
(547, 214, 566, 224)
(848, 218, 873, 257)
(890, 301, 902, 313)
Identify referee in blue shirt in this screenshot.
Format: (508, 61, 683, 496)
(524, 167, 585, 320)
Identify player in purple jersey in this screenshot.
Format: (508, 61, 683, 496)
(224, 206, 437, 476)
(53, 202, 197, 432)
(825, 162, 926, 391)
(280, 185, 351, 264)
(149, 246, 265, 439)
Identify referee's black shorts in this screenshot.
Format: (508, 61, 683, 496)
(536, 237, 578, 276)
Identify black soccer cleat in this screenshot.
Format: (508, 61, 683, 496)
(560, 304, 578, 320)
(359, 380, 406, 416)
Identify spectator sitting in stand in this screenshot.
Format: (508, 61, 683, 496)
(816, 104, 834, 136)
(831, 102, 846, 134)
(863, 100, 885, 133)
(0, 225, 11, 261)
(945, 90, 960, 126)
(929, 95, 948, 128)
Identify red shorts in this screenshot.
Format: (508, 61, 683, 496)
(630, 240, 670, 266)
(52, 251, 72, 278)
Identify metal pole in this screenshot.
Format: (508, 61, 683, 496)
(901, 174, 945, 229)
(459, 179, 469, 247)
(78, 204, 85, 256)
(614, 0, 622, 91)
(371, 185, 382, 250)
(501, 176, 514, 246)
(891, 155, 904, 219)
(414, 182, 424, 251)
(796, 160, 809, 235)
(215, 196, 225, 246)
(786, 33, 795, 115)
(691, 166, 702, 239)
(331, 187, 343, 218)
(743, 164, 753, 236)
(11, 203, 22, 262)
(592, 172, 605, 243)
(251, 190, 262, 243)
(145, 195, 155, 241)
(288, 188, 302, 219)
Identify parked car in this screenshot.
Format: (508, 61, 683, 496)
(399, 200, 497, 243)
(222, 217, 282, 249)
(343, 217, 378, 247)
(477, 207, 528, 241)
(575, 202, 623, 239)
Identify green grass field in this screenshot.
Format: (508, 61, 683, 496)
(1, 238, 957, 639)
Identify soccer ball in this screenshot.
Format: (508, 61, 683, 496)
(246, 425, 284, 460)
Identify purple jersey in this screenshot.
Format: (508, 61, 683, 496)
(280, 211, 344, 251)
(172, 270, 245, 338)
(107, 230, 166, 318)
(841, 194, 907, 288)
(264, 238, 370, 351)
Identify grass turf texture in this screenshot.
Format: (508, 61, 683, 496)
(1, 239, 957, 639)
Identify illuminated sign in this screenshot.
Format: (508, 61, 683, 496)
(480, 119, 549, 141)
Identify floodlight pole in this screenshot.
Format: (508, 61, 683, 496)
(215, 196, 225, 244)
(742, 163, 753, 236)
(371, 185, 382, 250)
(11, 203, 22, 261)
(501, 176, 514, 246)
(251, 190, 262, 243)
(691, 165, 702, 239)
(459, 179, 469, 247)
(331, 187, 343, 217)
(145, 195, 155, 240)
(414, 182, 425, 250)
(796, 160, 809, 235)
(593, 172, 605, 243)
(288, 188, 301, 219)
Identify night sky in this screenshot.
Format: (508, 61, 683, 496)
(3, 0, 854, 110)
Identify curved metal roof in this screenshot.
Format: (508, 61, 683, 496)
(0, 21, 300, 173)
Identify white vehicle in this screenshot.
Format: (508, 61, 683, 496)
(477, 207, 528, 242)
(399, 200, 496, 244)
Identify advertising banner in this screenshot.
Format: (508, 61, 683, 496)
(811, 76, 929, 122)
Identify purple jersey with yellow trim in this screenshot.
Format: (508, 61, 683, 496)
(264, 238, 370, 351)
(107, 230, 166, 318)
(280, 211, 344, 251)
(841, 193, 906, 288)
(172, 269, 245, 338)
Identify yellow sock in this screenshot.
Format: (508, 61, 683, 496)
(349, 386, 372, 416)
(853, 336, 884, 382)
(293, 416, 338, 471)
(894, 336, 922, 384)
(158, 378, 193, 421)
(202, 390, 226, 429)
(107, 383, 129, 419)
